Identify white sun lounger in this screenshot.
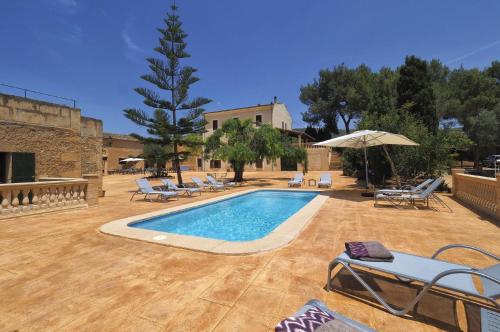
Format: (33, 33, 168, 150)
(206, 175, 236, 189)
(191, 176, 224, 191)
(130, 178, 178, 201)
(318, 173, 332, 188)
(281, 299, 375, 332)
(374, 177, 449, 209)
(288, 173, 304, 187)
(376, 178, 433, 195)
(327, 244, 499, 317)
(160, 179, 201, 196)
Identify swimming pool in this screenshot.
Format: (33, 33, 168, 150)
(100, 188, 328, 254)
(130, 190, 319, 241)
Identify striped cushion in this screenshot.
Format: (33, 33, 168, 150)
(275, 306, 335, 332)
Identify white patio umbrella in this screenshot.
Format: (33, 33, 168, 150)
(120, 157, 145, 163)
(314, 130, 418, 188)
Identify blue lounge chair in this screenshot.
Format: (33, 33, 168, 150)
(206, 175, 236, 189)
(191, 176, 224, 191)
(160, 179, 201, 196)
(130, 178, 178, 201)
(318, 173, 332, 188)
(288, 173, 304, 187)
(277, 299, 375, 331)
(376, 178, 433, 195)
(327, 244, 499, 317)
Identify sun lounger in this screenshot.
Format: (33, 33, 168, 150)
(276, 299, 375, 331)
(327, 244, 499, 317)
(318, 173, 332, 188)
(288, 173, 304, 187)
(376, 178, 432, 195)
(130, 178, 178, 201)
(160, 179, 201, 196)
(191, 176, 224, 191)
(206, 175, 236, 188)
(374, 177, 448, 209)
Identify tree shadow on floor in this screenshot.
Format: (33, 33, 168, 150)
(326, 268, 475, 331)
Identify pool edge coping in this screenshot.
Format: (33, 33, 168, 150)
(99, 188, 329, 255)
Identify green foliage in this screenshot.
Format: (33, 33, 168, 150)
(123, 4, 210, 184)
(300, 64, 374, 134)
(343, 107, 473, 184)
(396, 56, 438, 132)
(142, 143, 172, 177)
(304, 126, 331, 141)
(204, 119, 306, 181)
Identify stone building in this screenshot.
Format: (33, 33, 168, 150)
(202, 99, 331, 172)
(0, 93, 103, 184)
(0, 93, 103, 218)
(102, 133, 144, 174)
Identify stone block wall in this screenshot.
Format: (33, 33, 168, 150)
(0, 93, 103, 200)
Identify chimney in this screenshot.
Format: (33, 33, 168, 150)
(273, 96, 278, 104)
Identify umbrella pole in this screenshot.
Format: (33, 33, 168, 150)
(364, 146, 369, 189)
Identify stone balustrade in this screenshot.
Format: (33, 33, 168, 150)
(0, 178, 88, 220)
(452, 169, 500, 221)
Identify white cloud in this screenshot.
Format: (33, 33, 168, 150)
(122, 32, 145, 53)
(54, 0, 79, 14)
(446, 39, 500, 65)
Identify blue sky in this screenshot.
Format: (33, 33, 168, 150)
(1, 0, 499, 134)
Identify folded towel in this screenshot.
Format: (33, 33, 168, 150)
(275, 306, 335, 332)
(345, 241, 394, 262)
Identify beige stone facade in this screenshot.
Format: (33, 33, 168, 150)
(0, 93, 103, 181)
(102, 133, 144, 174)
(201, 101, 330, 172)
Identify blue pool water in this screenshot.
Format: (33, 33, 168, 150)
(130, 190, 319, 242)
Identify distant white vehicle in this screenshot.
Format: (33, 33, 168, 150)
(482, 155, 500, 168)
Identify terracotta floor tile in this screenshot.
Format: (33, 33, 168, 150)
(0, 171, 497, 331)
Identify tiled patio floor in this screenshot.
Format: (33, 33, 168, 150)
(0, 171, 498, 331)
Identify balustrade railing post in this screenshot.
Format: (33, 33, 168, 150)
(496, 174, 500, 221)
(451, 168, 465, 196)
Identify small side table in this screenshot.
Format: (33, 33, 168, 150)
(307, 178, 317, 187)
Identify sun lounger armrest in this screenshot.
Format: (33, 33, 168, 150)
(431, 244, 500, 261)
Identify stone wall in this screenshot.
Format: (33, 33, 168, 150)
(103, 134, 144, 172)
(0, 93, 103, 199)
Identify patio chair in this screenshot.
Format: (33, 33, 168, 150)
(374, 177, 449, 210)
(326, 244, 499, 318)
(288, 173, 304, 187)
(130, 178, 178, 202)
(160, 179, 201, 197)
(206, 175, 236, 188)
(276, 299, 375, 332)
(376, 178, 433, 195)
(191, 176, 224, 191)
(318, 173, 332, 188)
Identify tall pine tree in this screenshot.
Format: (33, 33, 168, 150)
(124, 3, 210, 184)
(396, 55, 438, 132)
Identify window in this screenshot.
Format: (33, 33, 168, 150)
(210, 160, 221, 169)
(233, 117, 239, 120)
(255, 159, 263, 169)
(282, 121, 285, 129)
(255, 114, 262, 124)
(212, 119, 218, 130)
(285, 123, 287, 129)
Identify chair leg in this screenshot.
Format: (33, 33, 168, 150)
(327, 259, 433, 317)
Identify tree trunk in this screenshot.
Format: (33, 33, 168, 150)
(233, 163, 244, 182)
(338, 112, 351, 134)
(473, 146, 480, 168)
(382, 145, 401, 187)
(173, 143, 183, 185)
